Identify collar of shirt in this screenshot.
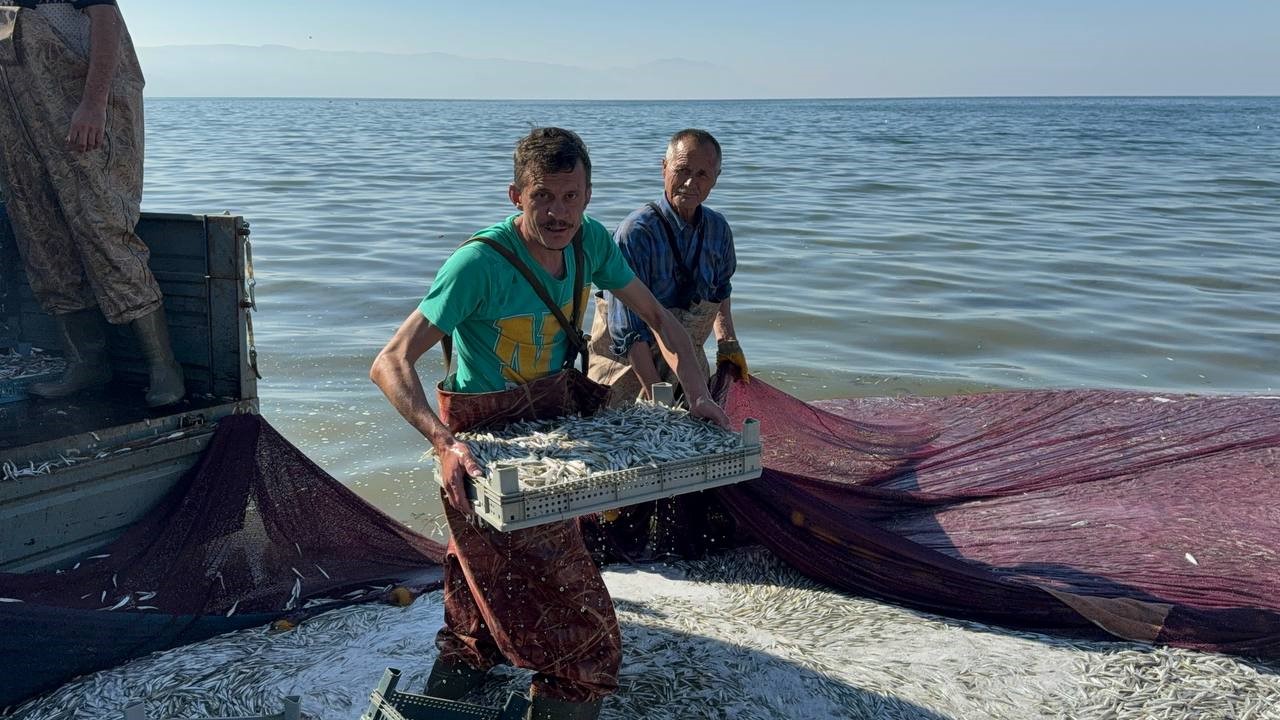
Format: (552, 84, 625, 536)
(657, 194, 704, 235)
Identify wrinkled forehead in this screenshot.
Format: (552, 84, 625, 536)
(521, 164, 589, 191)
(667, 140, 720, 169)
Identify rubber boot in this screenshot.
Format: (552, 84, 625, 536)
(525, 692, 602, 720)
(423, 657, 488, 700)
(130, 307, 185, 407)
(27, 309, 113, 398)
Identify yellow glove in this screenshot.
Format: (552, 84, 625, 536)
(716, 339, 749, 384)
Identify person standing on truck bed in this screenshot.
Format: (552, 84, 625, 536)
(0, 0, 184, 407)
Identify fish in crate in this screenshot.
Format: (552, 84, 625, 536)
(428, 391, 761, 531)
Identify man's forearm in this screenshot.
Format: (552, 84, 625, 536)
(370, 355, 453, 451)
(82, 6, 123, 110)
(627, 340, 662, 398)
(713, 297, 736, 342)
(650, 311, 712, 403)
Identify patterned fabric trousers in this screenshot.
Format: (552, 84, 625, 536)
(586, 296, 718, 408)
(0, 8, 160, 324)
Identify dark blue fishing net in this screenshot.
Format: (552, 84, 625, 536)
(0, 414, 444, 707)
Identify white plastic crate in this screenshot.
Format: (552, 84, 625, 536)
(443, 417, 762, 532)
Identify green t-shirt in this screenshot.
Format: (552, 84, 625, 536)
(419, 214, 636, 393)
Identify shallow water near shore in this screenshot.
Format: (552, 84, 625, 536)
(140, 96, 1280, 533)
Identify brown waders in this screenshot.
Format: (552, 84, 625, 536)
(428, 369, 619, 719)
(425, 229, 615, 717)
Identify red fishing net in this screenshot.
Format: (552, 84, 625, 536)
(717, 378, 1280, 656)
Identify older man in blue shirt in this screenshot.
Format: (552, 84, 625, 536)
(587, 128, 747, 406)
(586, 129, 747, 563)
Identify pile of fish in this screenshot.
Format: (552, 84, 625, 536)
(0, 347, 65, 382)
(19, 547, 1280, 720)
(433, 402, 743, 490)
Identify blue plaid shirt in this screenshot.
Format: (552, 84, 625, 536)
(605, 196, 736, 355)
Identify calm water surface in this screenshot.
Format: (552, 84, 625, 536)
(142, 97, 1279, 534)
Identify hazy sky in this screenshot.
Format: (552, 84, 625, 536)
(123, 0, 1280, 98)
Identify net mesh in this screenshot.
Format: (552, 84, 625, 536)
(1, 413, 445, 706)
(716, 376, 1280, 656)
(1, 413, 444, 617)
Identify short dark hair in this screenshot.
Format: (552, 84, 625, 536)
(667, 128, 722, 170)
(513, 127, 592, 189)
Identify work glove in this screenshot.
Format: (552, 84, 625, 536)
(716, 339, 749, 384)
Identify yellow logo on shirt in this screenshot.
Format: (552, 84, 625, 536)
(493, 288, 589, 383)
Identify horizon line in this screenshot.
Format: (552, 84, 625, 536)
(145, 94, 1280, 102)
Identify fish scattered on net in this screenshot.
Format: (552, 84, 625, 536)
(427, 402, 744, 490)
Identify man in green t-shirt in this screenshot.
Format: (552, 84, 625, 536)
(371, 127, 728, 719)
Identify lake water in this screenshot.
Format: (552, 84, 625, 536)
(142, 97, 1279, 534)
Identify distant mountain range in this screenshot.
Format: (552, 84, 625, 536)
(136, 44, 770, 100)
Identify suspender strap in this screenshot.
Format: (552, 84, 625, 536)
(442, 228, 588, 375)
(646, 202, 704, 308)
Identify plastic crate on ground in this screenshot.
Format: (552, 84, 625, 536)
(360, 668, 527, 720)
(445, 416, 762, 532)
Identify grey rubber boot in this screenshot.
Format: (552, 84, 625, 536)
(423, 658, 488, 700)
(130, 307, 185, 408)
(526, 693, 602, 720)
(27, 309, 113, 398)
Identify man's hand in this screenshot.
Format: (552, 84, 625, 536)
(66, 99, 107, 153)
(689, 395, 731, 429)
(437, 438, 484, 516)
(716, 339, 749, 384)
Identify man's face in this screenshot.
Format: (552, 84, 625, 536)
(509, 163, 591, 251)
(663, 140, 720, 220)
